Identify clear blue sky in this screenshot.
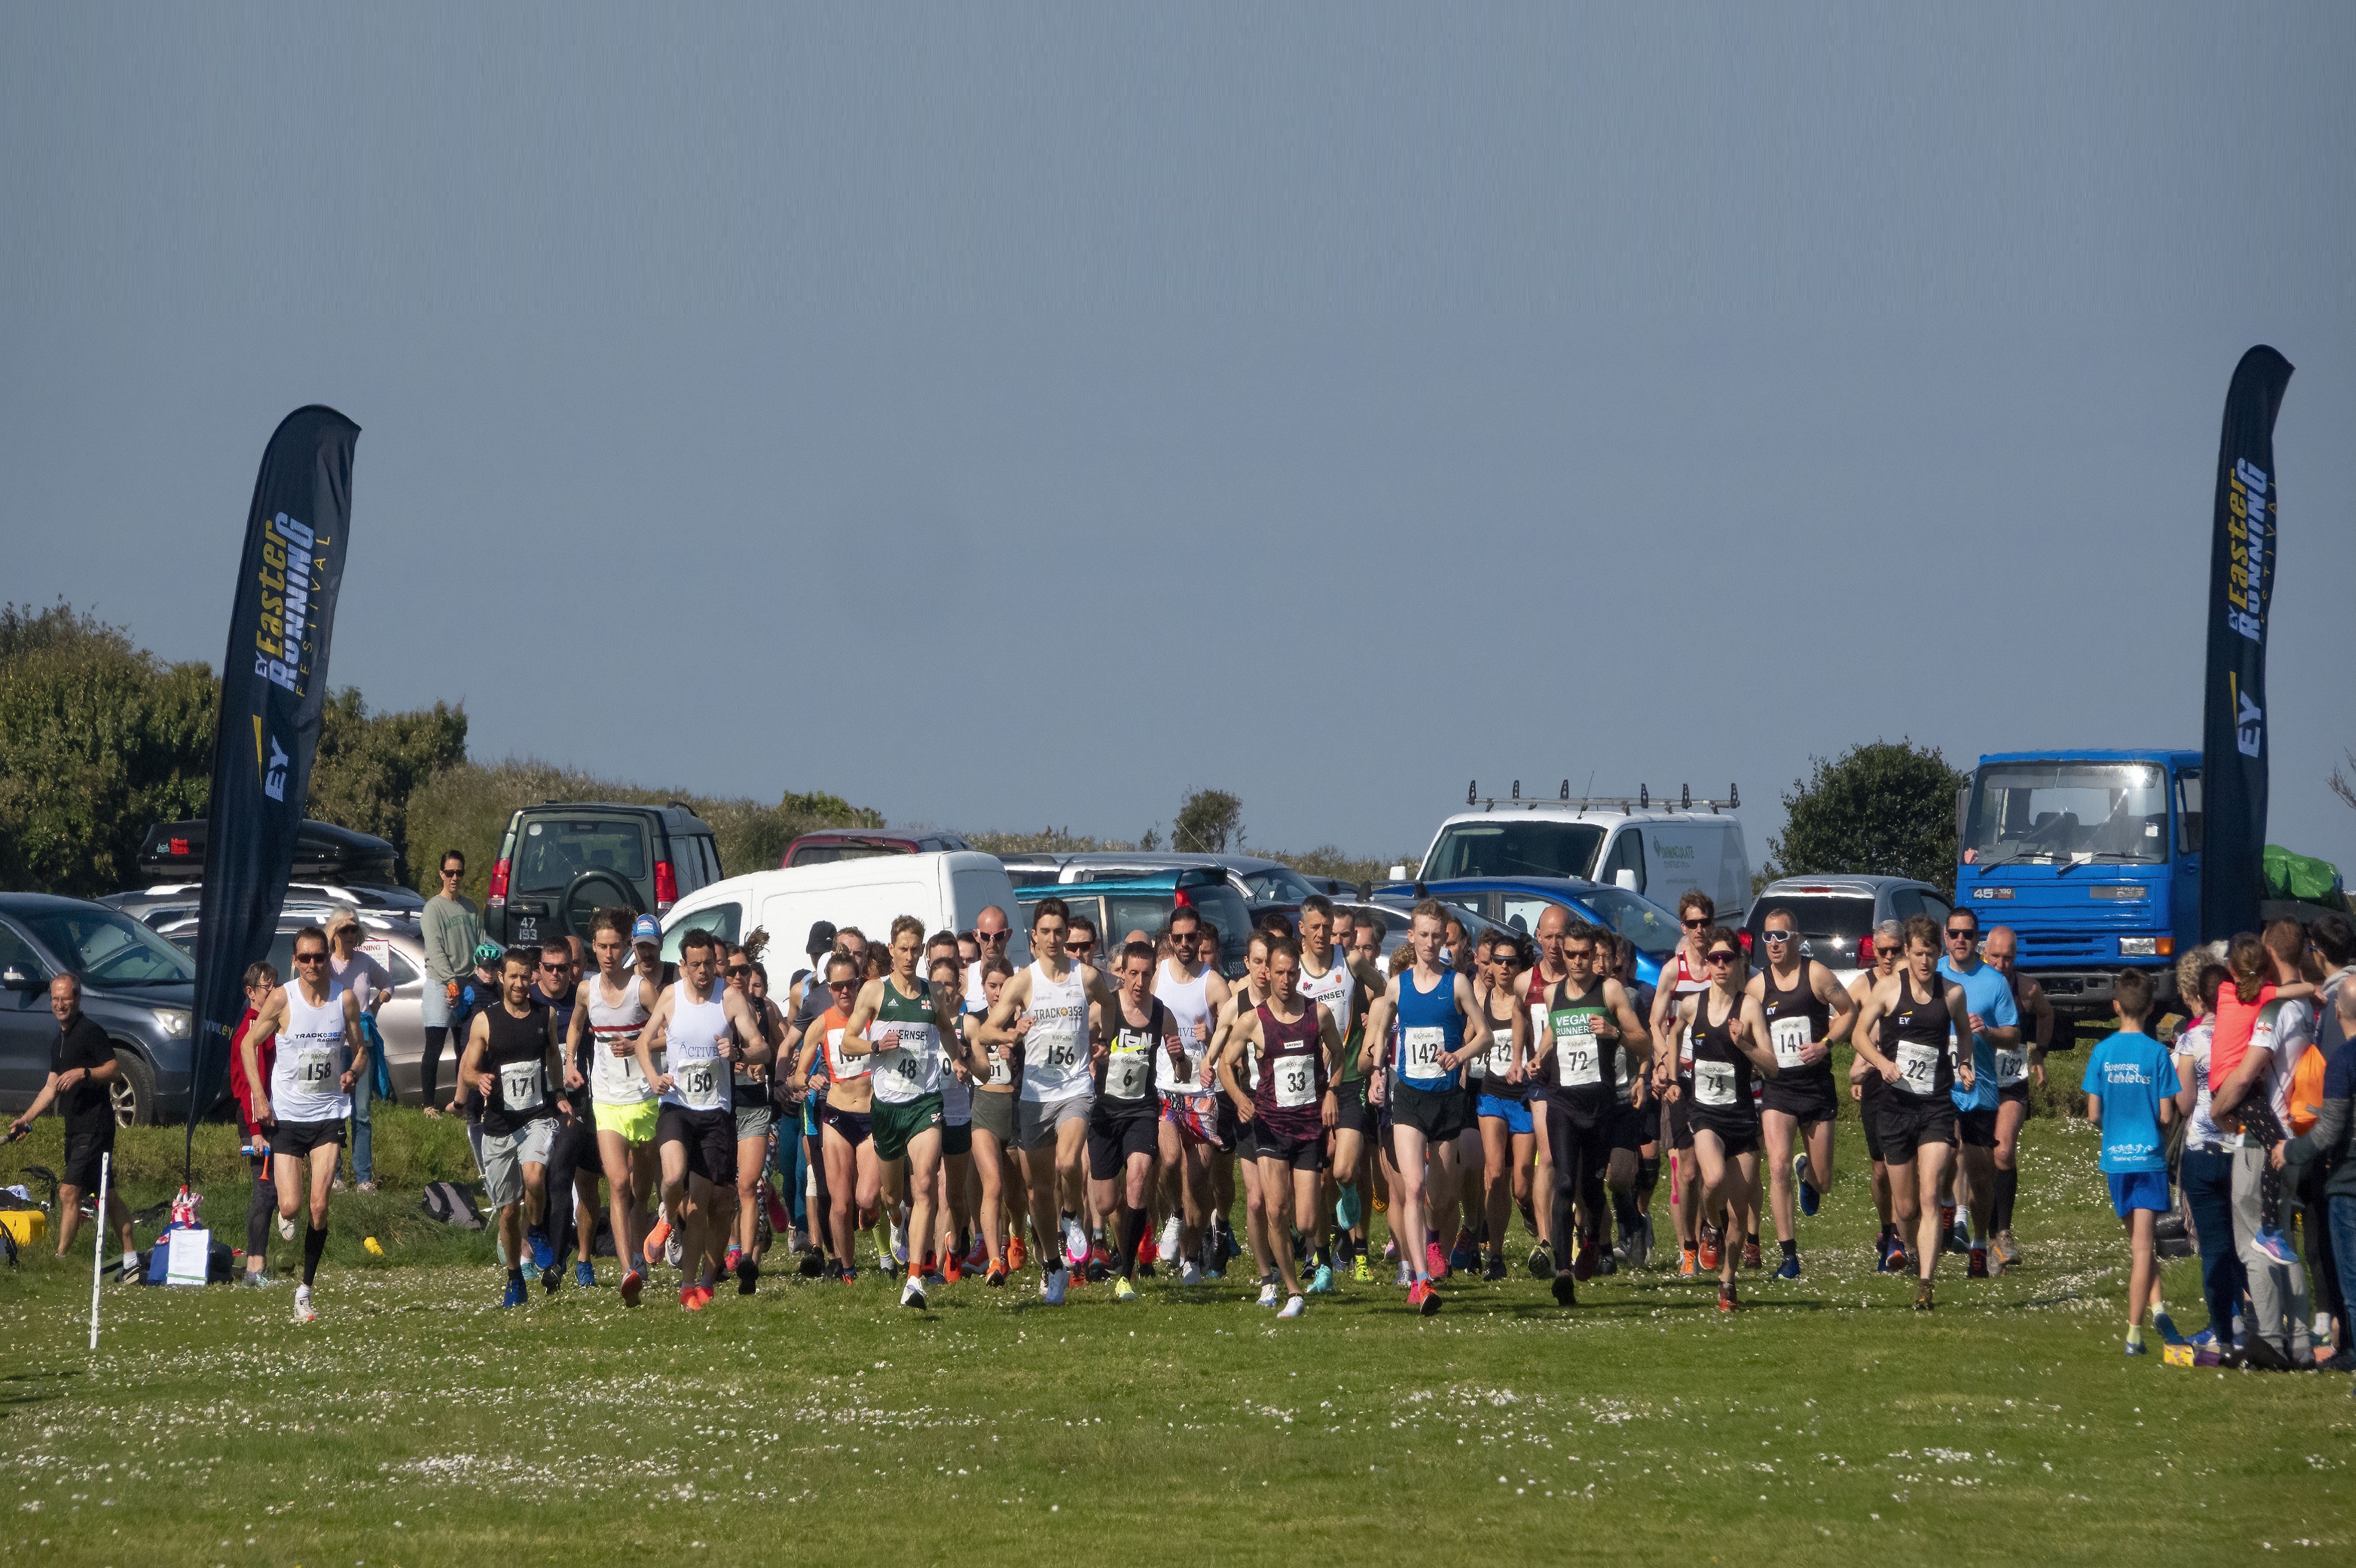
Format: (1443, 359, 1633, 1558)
(6, 7, 2353, 868)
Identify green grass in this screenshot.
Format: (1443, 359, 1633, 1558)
(0, 1104, 2350, 1566)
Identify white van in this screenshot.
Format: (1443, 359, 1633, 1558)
(1419, 787, 1753, 918)
(658, 852, 1032, 970)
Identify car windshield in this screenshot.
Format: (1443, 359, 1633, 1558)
(20, 905, 196, 985)
(515, 818, 648, 894)
(1240, 866, 1317, 905)
(1425, 821, 1606, 881)
(1745, 895, 1877, 949)
(1574, 888, 1681, 959)
(1966, 762, 2170, 865)
(789, 843, 903, 866)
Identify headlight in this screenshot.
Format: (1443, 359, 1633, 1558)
(2118, 937, 2171, 958)
(153, 1007, 191, 1038)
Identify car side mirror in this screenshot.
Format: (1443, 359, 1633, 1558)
(1, 967, 41, 991)
(1614, 870, 1639, 892)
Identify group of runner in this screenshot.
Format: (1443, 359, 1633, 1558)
(232, 882, 2059, 1322)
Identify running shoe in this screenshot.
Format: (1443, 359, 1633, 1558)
(1063, 1215, 1091, 1266)
(1394, 1262, 1413, 1288)
(1180, 1260, 1203, 1286)
(763, 1187, 793, 1233)
(900, 1275, 926, 1310)
(1483, 1252, 1508, 1283)
(1943, 1207, 1969, 1254)
(575, 1260, 596, 1289)
(1678, 1247, 1699, 1279)
(292, 1284, 316, 1322)
(1597, 1247, 1617, 1277)
(620, 1270, 644, 1307)
(1552, 1271, 1577, 1308)
(1873, 1233, 1901, 1273)
(1425, 1241, 1451, 1282)
(1994, 1230, 2020, 1266)
(1525, 1241, 1554, 1279)
(1574, 1237, 1598, 1282)
(738, 1259, 760, 1297)
(726, 1243, 743, 1273)
(2187, 1328, 2221, 1350)
(1412, 1279, 1441, 1316)
(966, 1236, 988, 1270)
(1043, 1266, 1068, 1305)
(680, 1284, 707, 1311)
(1257, 1276, 1281, 1308)
(799, 1249, 827, 1278)
(1967, 1246, 1989, 1280)
(503, 1276, 527, 1309)
(1008, 1236, 1028, 1272)
(1773, 1254, 1801, 1281)
(1159, 1215, 1184, 1265)
(278, 1214, 297, 1242)
(943, 1237, 964, 1285)
(840, 1266, 859, 1286)
(1987, 1245, 2008, 1279)
(1913, 1281, 1934, 1313)
(1308, 1263, 1335, 1295)
(2123, 1336, 2146, 1356)
(1113, 1276, 1137, 1303)
(1276, 1294, 1305, 1320)
(1638, 1215, 1656, 1270)
(2255, 1228, 2298, 1266)
(890, 1217, 908, 1267)
(987, 1261, 1008, 1288)
(1352, 1254, 1372, 1284)
(527, 1228, 556, 1271)
(1336, 1185, 1363, 1232)
(1741, 1239, 1763, 1271)
(1382, 1236, 1400, 1263)
(643, 1219, 672, 1268)
(1698, 1225, 1721, 1271)
(1449, 1229, 1478, 1274)
(665, 1233, 684, 1270)
(1219, 1220, 1241, 1261)
(1718, 1282, 1739, 1314)
(540, 1266, 561, 1296)
(238, 1270, 274, 1289)
(1795, 1151, 1819, 1217)
(2152, 1309, 2181, 1346)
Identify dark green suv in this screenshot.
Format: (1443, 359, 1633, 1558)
(486, 802, 723, 948)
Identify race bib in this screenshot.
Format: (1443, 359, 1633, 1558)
(1553, 1016, 1600, 1087)
(1485, 1030, 1515, 1079)
(1107, 1041, 1153, 1100)
(1769, 1016, 1812, 1071)
(676, 1060, 721, 1109)
(826, 1028, 867, 1079)
(985, 1045, 1013, 1087)
(1039, 1030, 1082, 1071)
(297, 1046, 334, 1087)
(1273, 1055, 1316, 1108)
(1401, 1026, 1446, 1079)
(1695, 1058, 1737, 1108)
(500, 1058, 543, 1111)
(1994, 1047, 2027, 1087)
(1896, 1040, 1940, 1095)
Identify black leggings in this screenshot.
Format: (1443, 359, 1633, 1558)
(420, 1025, 451, 1106)
(247, 1153, 276, 1263)
(1545, 1100, 1611, 1259)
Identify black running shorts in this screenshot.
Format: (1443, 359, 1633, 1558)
(658, 1103, 738, 1186)
(1087, 1111, 1158, 1180)
(1875, 1094, 1956, 1163)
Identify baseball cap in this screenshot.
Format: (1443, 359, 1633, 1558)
(631, 914, 661, 947)
(806, 920, 838, 959)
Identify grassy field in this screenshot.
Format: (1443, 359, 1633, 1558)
(0, 1100, 2350, 1567)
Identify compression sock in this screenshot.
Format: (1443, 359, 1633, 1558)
(1119, 1206, 1147, 1279)
(303, 1223, 329, 1286)
(1613, 1186, 1641, 1232)
(1635, 1156, 1661, 1200)
(1993, 1166, 2018, 1233)
(1780, 1239, 1798, 1262)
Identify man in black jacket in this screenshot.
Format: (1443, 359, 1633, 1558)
(9, 975, 137, 1275)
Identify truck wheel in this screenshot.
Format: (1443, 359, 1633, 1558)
(111, 1049, 157, 1127)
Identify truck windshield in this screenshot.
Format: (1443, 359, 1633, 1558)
(1965, 762, 2170, 865)
(1425, 822, 1606, 881)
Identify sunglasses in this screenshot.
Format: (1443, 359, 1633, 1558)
(726, 964, 750, 977)
(826, 978, 856, 991)
(540, 961, 569, 972)
(1705, 950, 1738, 964)
(977, 930, 1010, 943)
(1946, 928, 1976, 940)
(1065, 941, 1096, 954)
(1682, 917, 1710, 929)
(1760, 930, 1795, 943)
(293, 953, 326, 965)
(440, 867, 463, 878)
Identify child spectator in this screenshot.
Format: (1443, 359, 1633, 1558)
(2083, 969, 2183, 1356)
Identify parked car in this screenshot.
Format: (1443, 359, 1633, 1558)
(1419, 784, 1752, 918)
(1379, 876, 1680, 986)
(1336, 898, 1525, 968)
(103, 879, 425, 932)
(0, 893, 196, 1125)
(780, 829, 972, 868)
(1742, 874, 1952, 986)
(1014, 868, 1256, 979)
(487, 801, 723, 948)
(996, 851, 1313, 914)
(137, 817, 407, 889)
(152, 911, 435, 1106)
(662, 852, 1030, 970)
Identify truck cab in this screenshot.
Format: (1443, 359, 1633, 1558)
(1955, 749, 2200, 1030)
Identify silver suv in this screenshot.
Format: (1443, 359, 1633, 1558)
(1742, 874, 1952, 984)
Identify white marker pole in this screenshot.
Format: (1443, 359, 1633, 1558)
(88, 1151, 110, 1351)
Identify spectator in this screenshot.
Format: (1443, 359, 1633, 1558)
(228, 961, 282, 1283)
(2211, 919, 2320, 1366)
(2275, 978, 2356, 1378)
(2082, 968, 2183, 1356)
(420, 849, 483, 1115)
(2172, 952, 2244, 1351)
(2286, 912, 2356, 1364)
(7, 975, 136, 1277)
(323, 906, 391, 1191)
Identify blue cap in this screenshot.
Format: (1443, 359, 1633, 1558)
(631, 914, 661, 946)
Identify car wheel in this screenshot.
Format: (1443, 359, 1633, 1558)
(559, 868, 641, 945)
(111, 1048, 157, 1127)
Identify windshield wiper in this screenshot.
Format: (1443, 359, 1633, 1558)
(2054, 854, 2156, 877)
(1973, 849, 2055, 871)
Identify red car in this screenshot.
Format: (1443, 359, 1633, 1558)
(780, 830, 971, 869)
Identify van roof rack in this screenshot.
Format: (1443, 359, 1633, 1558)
(1465, 780, 1741, 814)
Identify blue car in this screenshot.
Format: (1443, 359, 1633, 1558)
(1375, 877, 1681, 986)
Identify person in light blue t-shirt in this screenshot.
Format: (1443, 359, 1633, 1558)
(1937, 909, 2020, 1274)
(2082, 969, 2184, 1356)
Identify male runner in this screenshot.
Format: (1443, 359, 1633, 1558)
(1470, 934, 1533, 1282)
(1849, 919, 1905, 1268)
(726, 938, 788, 1290)
(1152, 907, 1225, 1279)
(1650, 891, 1720, 1275)
(631, 928, 767, 1308)
(1358, 900, 1490, 1313)
(1938, 908, 2021, 1279)
(966, 906, 1013, 1011)
(457, 946, 566, 1305)
(1221, 934, 1345, 1318)
(1091, 940, 1185, 1302)
(1981, 925, 2053, 1265)
(238, 926, 369, 1322)
(1518, 905, 1575, 1275)
(1292, 895, 1383, 1290)
(1529, 924, 1651, 1305)
(1749, 905, 1856, 1279)
(976, 897, 1120, 1304)
(1207, 928, 1281, 1295)
(1671, 929, 1781, 1312)
(1849, 915, 1977, 1310)
(1602, 934, 1662, 1270)
(523, 938, 588, 1288)
(1339, 913, 1388, 1276)
(842, 915, 960, 1308)
(569, 909, 659, 1305)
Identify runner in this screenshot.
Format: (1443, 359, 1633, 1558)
(526, 937, 596, 1291)
(1339, 912, 1388, 1278)
(630, 927, 767, 1309)
(1650, 891, 1720, 1276)
(1358, 900, 1491, 1314)
(1195, 918, 1243, 1273)
(1470, 934, 1533, 1282)
(1602, 933, 1661, 1270)
(726, 935, 790, 1292)
(454, 946, 566, 1305)
(1090, 939, 1185, 1303)
(841, 916, 960, 1308)
(1849, 914, 1977, 1310)
(1938, 908, 2022, 1279)
(1670, 929, 1780, 1312)
(1518, 905, 1576, 1276)
(1848, 919, 1905, 1270)
(569, 909, 659, 1306)
(965, 956, 1025, 1283)
(235, 925, 369, 1323)
(931, 954, 977, 1284)
(1220, 934, 1345, 1318)
(1980, 925, 2053, 1267)
(1530, 923, 1651, 1305)
(1292, 895, 1382, 1290)
(976, 897, 1120, 1305)
(790, 951, 881, 1282)
(1153, 905, 1233, 1286)
(1208, 928, 1281, 1297)
(1749, 905, 1856, 1279)
(966, 906, 1013, 1012)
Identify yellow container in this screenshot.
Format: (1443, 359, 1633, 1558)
(2162, 1342, 2196, 1368)
(0, 1209, 47, 1249)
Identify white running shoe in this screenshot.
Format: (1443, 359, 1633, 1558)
(1180, 1260, 1203, 1286)
(1256, 1279, 1280, 1308)
(900, 1276, 926, 1310)
(1043, 1266, 1069, 1306)
(277, 1214, 297, 1242)
(1394, 1262, 1412, 1288)
(1158, 1215, 1184, 1265)
(292, 1284, 316, 1324)
(1063, 1215, 1090, 1265)
(1276, 1294, 1305, 1320)
(889, 1217, 907, 1267)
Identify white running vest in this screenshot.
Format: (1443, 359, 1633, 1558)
(1296, 952, 1355, 1042)
(660, 979, 734, 1114)
(272, 984, 351, 1122)
(1020, 961, 1090, 1102)
(1153, 959, 1215, 1097)
(585, 974, 655, 1106)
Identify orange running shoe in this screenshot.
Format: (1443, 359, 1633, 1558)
(1008, 1235, 1028, 1272)
(643, 1218, 672, 1270)
(943, 1235, 964, 1284)
(1698, 1225, 1721, 1271)
(679, 1284, 705, 1311)
(620, 1270, 644, 1308)
(1679, 1247, 1699, 1278)
(985, 1259, 1008, 1287)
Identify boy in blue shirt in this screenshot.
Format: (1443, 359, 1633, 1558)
(2082, 969, 2185, 1355)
